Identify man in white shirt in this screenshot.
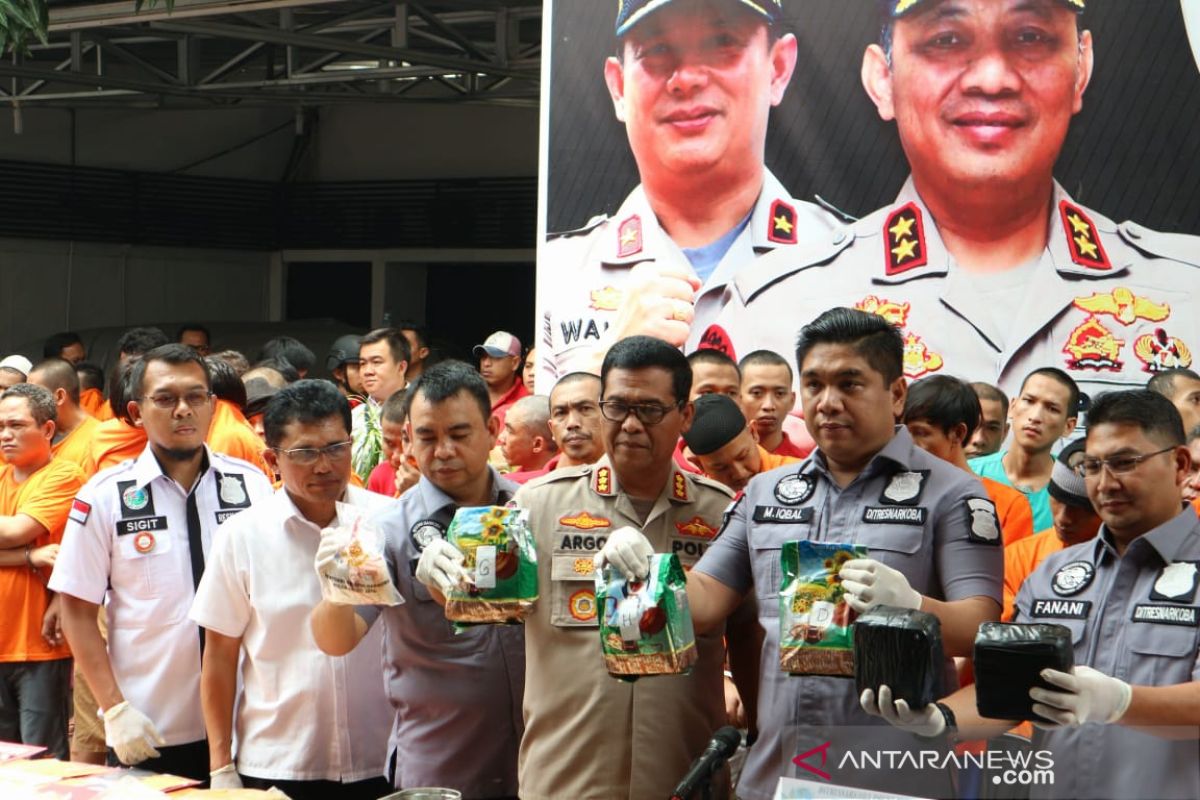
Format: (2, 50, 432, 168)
(190, 380, 392, 798)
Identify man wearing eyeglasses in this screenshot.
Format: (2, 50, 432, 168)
(189, 380, 391, 797)
(52, 344, 273, 781)
(467, 335, 733, 800)
(863, 388, 1200, 800)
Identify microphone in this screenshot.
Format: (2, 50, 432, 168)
(669, 725, 742, 800)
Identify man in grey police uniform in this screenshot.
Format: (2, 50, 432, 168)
(538, 0, 839, 385)
(712, 0, 1200, 401)
(863, 388, 1200, 800)
(599, 309, 1005, 800)
(310, 361, 523, 800)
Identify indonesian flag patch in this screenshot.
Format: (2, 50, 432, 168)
(69, 498, 91, 525)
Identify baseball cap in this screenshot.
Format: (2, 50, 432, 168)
(683, 394, 748, 456)
(326, 334, 363, 371)
(616, 0, 784, 37)
(881, 0, 1083, 18)
(0, 354, 32, 376)
(244, 378, 280, 418)
(472, 331, 522, 359)
(1047, 438, 1092, 511)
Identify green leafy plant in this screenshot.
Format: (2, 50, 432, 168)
(0, 0, 174, 55)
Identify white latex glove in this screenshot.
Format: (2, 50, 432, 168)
(415, 539, 469, 597)
(1029, 666, 1132, 728)
(210, 763, 243, 789)
(593, 526, 654, 581)
(839, 558, 921, 613)
(860, 685, 946, 737)
(103, 701, 166, 765)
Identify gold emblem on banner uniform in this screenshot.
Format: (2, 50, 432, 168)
(1072, 287, 1169, 325)
(884, 203, 927, 275)
(855, 295, 911, 327)
(1059, 200, 1111, 270)
(1134, 328, 1192, 373)
(616, 215, 643, 258)
(902, 332, 943, 378)
(588, 286, 622, 312)
(1062, 315, 1124, 371)
(768, 199, 798, 244)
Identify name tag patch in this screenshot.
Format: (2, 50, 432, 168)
(753, 505, 813, 524)
(862, 506, 927, 526)
(558, 533, 609, 551)
(214, 510, 242, 525)
(1131, 604, 1199, 626)
(1031, 599, 1092, 619)
(116, 516, 167, 536)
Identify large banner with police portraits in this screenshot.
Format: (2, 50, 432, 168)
(535, 0, 1200, 402)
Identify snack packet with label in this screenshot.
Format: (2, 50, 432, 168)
(596, 553, 696, 678)
(779, 540, 867, 676)
(316, 515, 403, 606)
(444, 505, 538, 625)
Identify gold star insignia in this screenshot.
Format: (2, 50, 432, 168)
(773, 214, 794, 235)
(892, 237, 918, 262)
(1067, 213, 1090, 235)
(1075, 234, 1099, 259)
(889, 215, 916, 240)
(620, 228, 638, 247)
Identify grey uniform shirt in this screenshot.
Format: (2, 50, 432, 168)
(694, 427, 1004, 800)
(357, 469, 525, 799)
(1014, 508, 1200, 800)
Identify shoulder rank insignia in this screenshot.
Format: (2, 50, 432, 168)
(768, 199, 798, 245)
(1063, 315, 1124, 371)
(675, 516, 718, 539)
(617, 215, 643, 258)
(1072, 287, 1169, 325)
(698, 324, 736, 361)
(559, 511, 612, 530)
(672, 471, 689, 501)
(1134, 328, 1192, 373)
(884, 202, 927, 275)
(1059, 200, 1111, 270)
(855, 295, 910, 327)
(593, 466, 614, 496)
(902, 332, 943, 378)
(589, 286, 622, 312)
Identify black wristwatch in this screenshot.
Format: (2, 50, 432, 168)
(935, 702, 958, 738)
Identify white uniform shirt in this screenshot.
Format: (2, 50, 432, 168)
(50, 445, 273, 745)
(189, 485, 393, 782)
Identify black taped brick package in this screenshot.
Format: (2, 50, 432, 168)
(974, 622, 1074, 721)
(853, 605, 945, 709)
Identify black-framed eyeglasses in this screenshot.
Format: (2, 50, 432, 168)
(1075, 446, 1175, 478)
(598, 400, 680, 426)
(138, 390, 213, 410)
(273, 440, 353, 465)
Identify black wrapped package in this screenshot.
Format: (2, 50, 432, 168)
(853, 605, 945, 709)
(974, 622, 1074, 721)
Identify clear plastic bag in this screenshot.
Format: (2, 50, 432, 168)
(317, 516, 404, 606)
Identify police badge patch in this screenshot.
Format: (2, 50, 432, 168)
(216, 472, 251, 508)
(1051, 560, 1096, 597)
(774, 473, 814, 506)
(410, 520, 446, 552)
(965, 497, 1000, 544)
(880, 470, 929, 505)
(117, 480, 155, 517)
(1150, 561, 1199, 603)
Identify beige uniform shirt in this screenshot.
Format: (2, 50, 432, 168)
(712, 177, 1200, 400)
(513, 457, 734, 800)
(538, 170, 838, 385)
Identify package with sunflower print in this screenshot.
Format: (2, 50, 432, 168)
(444, 505, 539, 625)
(779, 540, 868, 676)
(595, 553, 697, 678)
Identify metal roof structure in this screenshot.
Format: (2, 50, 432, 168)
(0, 0, 542, 109)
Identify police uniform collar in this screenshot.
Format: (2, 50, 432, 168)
(415, 466, 513, 512)
(858, 178, 950, 286)
(601, 185, 663, 267)
(1046, 182, 1130, 278)
(1120, 506, 1200, 565)
(806, 426, 914, 481)
(131, 442, 213, 490)
(749, 170, 803, 251)
(588, 455, 694, 504)
(276, 482, 361, 527)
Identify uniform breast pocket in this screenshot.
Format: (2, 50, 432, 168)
(109, 548, 185, 628)
(751, 545, 784, 615)
(550, 552, 600, 628)
(852, 524, 925, 572)
(1125, 615, 1199, 685)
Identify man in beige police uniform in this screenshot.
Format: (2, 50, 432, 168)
(538, 0, 839, 384)
(417, 336, 734, 800)
(714, 0, 1200, 401)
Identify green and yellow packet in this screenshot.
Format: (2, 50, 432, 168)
(445, 505, 538, 626)
(596, 553, 697, 678)
(779, 540, 867, 676)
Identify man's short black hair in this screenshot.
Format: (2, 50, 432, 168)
(1, 383, 57, 427)
(395, 321, 430, 349)
(795, 307, 904, 385)
(43, 331, 83, 360)
(739, 349, 794, 383)
(116, 327, 170, 358)
(406, 360, 491, 425)
(108, 360, 137, 424)
(262, 379, 352, 449)
(970, 381, 1009, 419)
(130, 343, 211, 400)
(1146, 368, 1200, 399)
(381, 388, 409, 424)
(602, 336, 691, 405)
(254, 358, 301, 383)
(258, 336, 315, 374)
(360, 327, 413, 366)
(206, 356, 247, 409)
(1086, 389, 1185, 448)
(177, 323, 211, 344)
(903, 375, 981, 446)
(551, 372, 602, 402)
(1019, 367, 1080, 417)
(686, 348, 741, 378)
(29, 358, 81, 406)
(76, 362, 105, 393)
